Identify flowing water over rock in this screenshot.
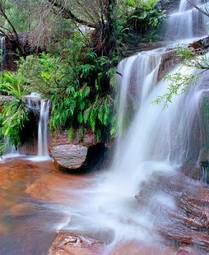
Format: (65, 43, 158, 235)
(1, 0, 209, 254)
(37, 100, 50, 159)
(0, 159, 94, 255)
(24, 93, 50, 160)
(0, 36, 5, 71)
(46, 0, 209, 252)
(165, 0, 209, 40)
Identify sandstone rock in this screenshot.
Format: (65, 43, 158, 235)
(108, 242, 175, 255)
(49, 131, 108, 172)
(48, 232, 104, 255)
(177, 247, 198, 255)
(51, 144, 88, 172)
(9, 203, 37, 218)
(135, 171, 209, 253)
(0, 222, 9, 235)
(49, 130, 97, 149)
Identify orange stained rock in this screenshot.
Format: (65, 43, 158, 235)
(108, 241, 176, 255)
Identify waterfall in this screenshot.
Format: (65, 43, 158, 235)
(165, 0, 209, 40)
(0, 37, 5, 71)
(63, 0, 209, 248)
(115, 49, 163, 162)
(24, 93, 50, 160)
(37, 100, 50, 158)
(0, 138, 20, 162)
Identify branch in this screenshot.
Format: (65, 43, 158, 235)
(47, 0, 97, 28)
(187, 0, 209, 17)
(0, 3, 26, 56)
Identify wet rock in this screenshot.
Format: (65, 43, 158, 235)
(0, 222, 9, 235)
(26, 167, 92, 203)
(158, 36, 209, 80)
(9, 203, 37, 218)
(48, 232, 104, 255)
(189, 37, 209, 53)
(158, 49, 180, 80)
(108, 242, 175, 255)
(181, 165, 201, 181)
(135, 172, 209, 253)
(177, 246, 199, 255)
(125, 41, 167, 56)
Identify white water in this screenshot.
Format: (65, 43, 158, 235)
(22, 94, 51, 161)
(165, 0, 209, 40)
(54, 0, 209, 249)
(37, 100, 50, 159)
(62, 60, 207, 248)
(23, 93, 50, 160)
(0, 0, 208, 251)
(0, 36, 5, 71)
(0, 139, 20, 162)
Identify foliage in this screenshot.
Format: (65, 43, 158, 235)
(0, 0, 167, 147)
(0, 71, 29, 148)
(126, 0, 166, 42)
(1, 99, 29, 147)
(11, 33, 117, 141)
(0, 115, 4, 155)
(154, 70, 198, 106)
(155, 46, 209, 105)
(0, 71, 27, 97)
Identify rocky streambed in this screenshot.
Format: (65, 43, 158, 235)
(0, 158, 209, 255)
(0, 158, 94, 255)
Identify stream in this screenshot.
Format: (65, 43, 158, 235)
(1, 0, 209, 254)
(0, 158, 95, 255)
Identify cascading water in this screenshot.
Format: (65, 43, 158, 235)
(165, 0, 209, 40)
(58, 0, 209, 251)
(65, 57, 207, 248)
(0, 36, 5, 71)
(0, 138, 20, 162)
(24, 93, 50, 160)
(115, 50, 163, 161)
(37, 100, 50, 158)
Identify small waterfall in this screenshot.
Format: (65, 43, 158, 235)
(37, 100, 50, 158)
(24, 93, 50, 160)
(0, 139, 20, 162)
(0, 93, 51, 161)
(0, 37, 5, 71)
(25, 92, 42, 112)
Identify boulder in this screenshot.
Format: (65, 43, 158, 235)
(50, 131, 108, 172)
(51, 144, 88, 172)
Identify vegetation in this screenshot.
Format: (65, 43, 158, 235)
(0, 0, 165, 152)
(155, 46, 209, 106)
(0, 71, 29, 151)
